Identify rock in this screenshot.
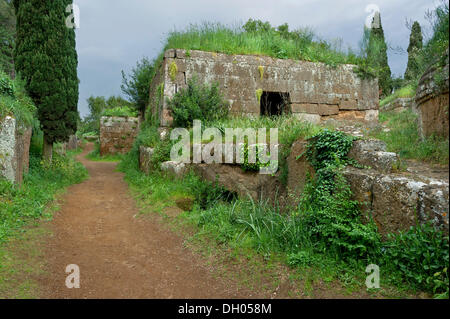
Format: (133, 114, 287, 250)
(158, 127, 170, 141)
(192, 163, 284, 202)
(415, 48, 449, 139)
(0, 116, 31, 184)
(348, 139, 399, 173)
(382, 97, 415, 112)
(161, 161, 188, 178)
(286, 139, 314, 201)
(175, 197, 194, 211)
(67, 135, 78, 150)
(139, 146, 154, 175)
(343, 166, 449, 236)
(99, 116, 139, 156)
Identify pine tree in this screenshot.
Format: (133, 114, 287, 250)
(13, 0, 78, 162)
(368, 11, 392, 96)
(404, 21, 423, 82)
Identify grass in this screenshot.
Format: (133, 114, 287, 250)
(0, 71, 36, 127)
(85, 142, 123, 162)
(370, 110, 449, 164)
(117, 145, 442, 298)
(101, 106, 138, 118)
(379, 85, 416, 108)
(0, 150, 88, 243)
(164, 22, 363, 67)
(0, 148, 88, 298)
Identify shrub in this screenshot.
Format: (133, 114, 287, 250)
(299, 129, 381, 259)
(384, 222, 449, 296)
(167, 76, 229, 128)
(0, 72, 36, 127)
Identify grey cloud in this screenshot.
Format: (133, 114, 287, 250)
(75, 0, 440, 116)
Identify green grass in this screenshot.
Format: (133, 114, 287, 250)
(101, 106, 138, 118)
(380, 85, 416, 108)
(0, 150, 88, 243)
(85, 142, 123, 162)
(0, 147, 88, 298)
(118, 143, 447, 298)
(0, 71, 36, 127)
(164, 22, 363, 67)
(371, 110, 449, 164)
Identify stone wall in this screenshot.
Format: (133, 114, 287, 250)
(415, 49, 449, 139)
(99, 116, 139, 156)
(151, 49, 379, 126)
(289, 138, 448, 236)
(0, 116, 32, 184)
(139, 135, 448, 236)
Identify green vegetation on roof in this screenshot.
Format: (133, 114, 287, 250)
(163, 21, 364, 67)
(101, 106, 138, 118)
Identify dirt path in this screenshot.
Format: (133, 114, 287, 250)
(38, 144, 253, 299)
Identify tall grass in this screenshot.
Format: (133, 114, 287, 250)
(0, 151, 88, 243)
(164, 22, 362, 66)
(379, 85, 416, 108)
(372, 110, 449, 164)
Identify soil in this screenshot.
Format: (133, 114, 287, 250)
(38, 143, 255, 298)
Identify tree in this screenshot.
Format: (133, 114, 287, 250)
(121, 57, 155, 119)
(63, 0, 79, 145)
(81, 95, 132, 134)
(404, 21, 423, 82)
(368, 11, 392, 96)
(14, 0, 78, 162)
(0, 0, 15, 76)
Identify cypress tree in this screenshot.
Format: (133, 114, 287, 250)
(13, 0, 78, 162)
(368, 11, 392, 96)
(0, 0, 15, 76)
(404, 21, 423, 82)
(63, 0, 79, 140)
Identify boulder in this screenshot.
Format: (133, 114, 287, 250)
(286, 139, 314, 201)
(192, 163, 284, 202)
(0, 116, 32, 184)
(348, 139, 399, 173)
(343, 166, 449, 236)
(415, 48, 449, 139)
(382, 97, 415, 112)
(161, 161, 188, 178)
(139, 146, 155, 175)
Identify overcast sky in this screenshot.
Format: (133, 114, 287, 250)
(74, 0, 442, 117)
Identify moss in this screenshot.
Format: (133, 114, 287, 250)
(258, 65, 264, 80)
(256, 89, 263, 104)
(169, 61, 178, 82)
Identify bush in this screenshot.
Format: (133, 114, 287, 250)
(167, 76, 229, 128)
(0, 72, 36, 127)
(384, 222, 449, 296)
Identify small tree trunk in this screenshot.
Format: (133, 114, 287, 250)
(43, 134, 53, 163)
